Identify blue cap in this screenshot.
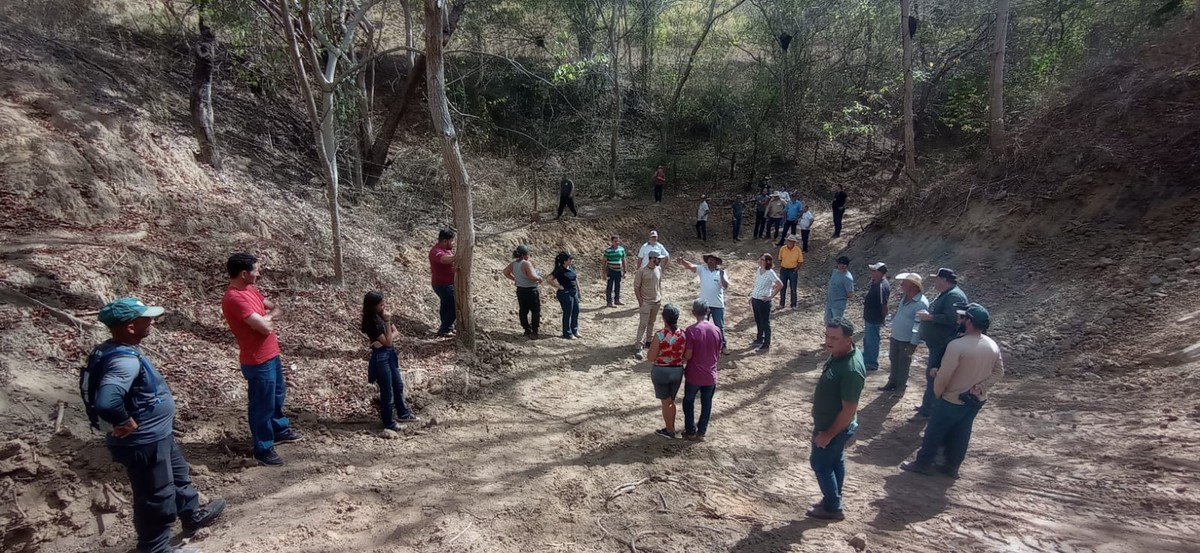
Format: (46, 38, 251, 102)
(98, 298, 165, 327)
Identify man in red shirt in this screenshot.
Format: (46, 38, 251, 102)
(429, 229, 457, 337)
(221, 253, 301, 466)
(653, 165, 666, 203)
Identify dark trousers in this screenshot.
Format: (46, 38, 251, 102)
(516, 286, 541, 333)
(706, 307, 726, 350)
(809, 423, 856, 512)
(109, 436, 200, 553)
(915, 399, 981, 470)
(800, 229, 810, 252)
(751, 298, 772, 347)
(369, 347, 413, 426)
(653, 185, 664, 203)
(887, 338, 916, 390)
(753, 210, 766, 238)
(779, 268, 798, 308)
(432, 284, 456, 333)
(833, 208, 845, 237)
(695, 220, 707, 241)
(683, 383, 716, 436)
(240, 355, 289, 454)
(557, 289, 580, 337)
(767, 217, 783, 239)
(918, 343, 949, 415)
(732, 216, 742, 240)
(557, 195, 577, 217)
(605, 268, 623, 304)
(776, 219, 798, 245)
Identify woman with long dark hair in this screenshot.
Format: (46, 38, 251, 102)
(361, 291, 418, 430)
(547, 251, 580, 339)
(502, 244, 543, 339)
(647, 303, 686, 439)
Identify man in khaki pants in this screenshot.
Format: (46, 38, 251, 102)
(634, 251, 664, 359)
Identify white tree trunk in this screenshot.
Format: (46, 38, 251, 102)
(989, 0, 1010, 156)
(608, 0, 623, 194)
(426, 0, 477, 353)
(901, 0, 917, 185)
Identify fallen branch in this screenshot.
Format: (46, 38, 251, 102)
(17, 400, 38, 420)
(446, 520, 473, 545)
(103, 484, 129, 505)
(596, 516, 666, 553)
(0, 285, 98, 331)
(54, 402, 65, 433)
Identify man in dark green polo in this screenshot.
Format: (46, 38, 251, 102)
(806, 318, 866, 521)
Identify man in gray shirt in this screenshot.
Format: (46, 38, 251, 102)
(880, 272, 929, 393)
(825, 256, 854, 324)
(87, 298, 224, 553)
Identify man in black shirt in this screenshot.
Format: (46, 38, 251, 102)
(832, 189, 847, 237)
(556, 178, 578, 219)
(731, 198, 744, 241)
(862, 262, 891, 371)
(753, 184, 771, 239)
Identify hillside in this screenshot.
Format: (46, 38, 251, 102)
(2, 6, 1199, 553)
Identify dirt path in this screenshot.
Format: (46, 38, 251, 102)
(49, 207, 1197, 553)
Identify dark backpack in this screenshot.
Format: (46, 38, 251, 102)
(79, 345, 159, 431)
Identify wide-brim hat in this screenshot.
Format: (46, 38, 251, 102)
(895, 272, 923, 289)
(785, 235, 798, 242)
(702, 252, 723, 264)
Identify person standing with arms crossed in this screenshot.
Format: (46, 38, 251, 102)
(429, 228, 457, 337)
(600, 235, 627, 307)
(806, 318, 866, 521)
(633, 251, 664, 358)
(221, 253, 302, 467)
(503, 245, 543, 338)
(777, 235, 804, 310)
(547, 251, 582, 339)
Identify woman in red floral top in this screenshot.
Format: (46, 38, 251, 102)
(647, 304, 686, 439)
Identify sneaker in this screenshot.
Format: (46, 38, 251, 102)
(275, 429, 304, 444)
(934, 464, 960, 478)
(683, 433, 705, 442)
(436, 330, 455, 338)
(562, 334, 574, 340)
(572, 333, 582, 339)
(805, 505, 845, 521)
(654, 428, 677, 439)
(254, 448, 284, 467)
(900, 461, 935, 475)
(397, 413, 420, 422)
(384, 422, 404, 432)
(182, 498, 226, 533)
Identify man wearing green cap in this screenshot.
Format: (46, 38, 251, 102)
(902, 303, 1003, 477)
(86, 298, 225, 553)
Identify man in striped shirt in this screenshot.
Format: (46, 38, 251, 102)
(601, 235, 627, 307)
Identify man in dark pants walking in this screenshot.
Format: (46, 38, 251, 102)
(914, 268, 968, 418)
(89, 298, 225, 553)
(752, 186, 770, 239)
(806, 318, 865, 521)
(832, 189, 847, 237)
(556, 178, 577, 219)
(429, 229, 458, 337)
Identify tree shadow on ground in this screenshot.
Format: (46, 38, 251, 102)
(726, 518, 832, 553)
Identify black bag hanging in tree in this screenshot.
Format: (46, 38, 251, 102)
(778, 33, 792, 52)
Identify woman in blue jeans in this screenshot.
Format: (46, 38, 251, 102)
(361, 291, 418, 431)
(548, 251, 581, 339)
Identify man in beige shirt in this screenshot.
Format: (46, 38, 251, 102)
(633, 251, 664, 358)
(902, 303, 1003, 478)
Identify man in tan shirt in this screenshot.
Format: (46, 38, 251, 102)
(902, 303, 1003, 478)
(633, 251, 664, 358)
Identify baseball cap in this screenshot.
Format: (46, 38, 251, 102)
(836, 255, 851, 265)
(956, 303, 990, 327)
(98, 297, 165, 327)
(869, 262, 888, 274)
(649, 230, 658, 237)
(931, 267, 957, 281)
(647, 250, 661, 259)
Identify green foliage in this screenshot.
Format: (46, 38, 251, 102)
(940, 76, 988, 136)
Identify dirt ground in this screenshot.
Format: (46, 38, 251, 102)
(11, 204, 1191, 553)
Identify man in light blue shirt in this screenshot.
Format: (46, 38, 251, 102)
(825, 256, 854, 324)
(880, 272, 930, 393)
(777, 195, 805, 246)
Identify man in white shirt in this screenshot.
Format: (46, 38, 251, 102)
(638, 231, 670, 269)
(695, 196, 710, 242)
(799, 206, 814, 252)
(679, 253, 730, 354)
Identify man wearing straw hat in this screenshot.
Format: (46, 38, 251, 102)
(680, 253, 731, 354)
(880, 272, 929, 393)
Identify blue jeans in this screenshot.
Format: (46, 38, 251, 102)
(707, 307, 727, 350)
(557, 289, 580, 337)
(809, 422, 857, 512)
(824, 301, 847, 324)
(779, 268, 798, 307)
(862, 322, 882, 369)
(432, 284, 456, 333)
(109, 436, 200, 553)
(605, 268, 623, 304)
(369, 347, 413, 426)
(916, 399, 981, 470)
(683, 383, 716, 436)
(918, 343, 949, 415)
(240, 355, 290, 454)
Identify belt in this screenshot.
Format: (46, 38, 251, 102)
(781, 265, 798, 270)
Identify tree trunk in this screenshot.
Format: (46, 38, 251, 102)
(400, 0, 415, 67)
(989, 0, 1010, 156)
(363, 1, 466, 188)
(319, 88, 346, 285)
(608, 0, 623, 195)
(901, 0, 917, 187)
(190, 3, 220, 170)
(426, 0, 476, 353)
